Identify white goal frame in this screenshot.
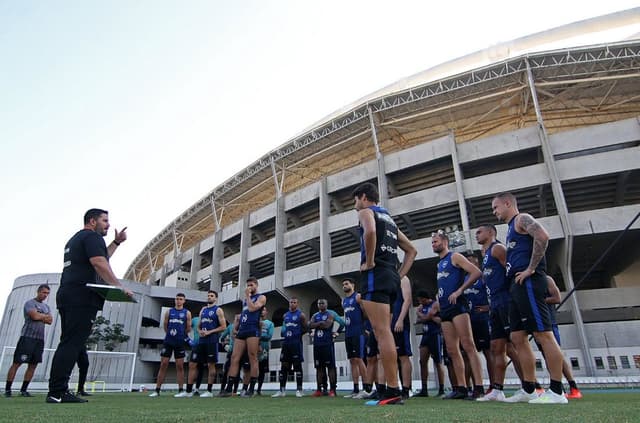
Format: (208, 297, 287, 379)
(0, 346, 136, 392)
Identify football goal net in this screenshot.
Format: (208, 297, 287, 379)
(0, 346, 136, 392)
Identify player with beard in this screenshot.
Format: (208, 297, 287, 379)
(342, 278, 367, 398)
(220, 277, 266, 397)
(186, 290, 226, 397)
(431, 231, 484, 400)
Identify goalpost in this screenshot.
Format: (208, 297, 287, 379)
(0, 346, 136, 392)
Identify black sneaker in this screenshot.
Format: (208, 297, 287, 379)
(218, 390, 232, 398)
(77, 391, 93, 397)
(46, 391, 88, 404)
(442, 390, 467, 400)
(4, 391, 11, 398)
(437, 389, 445, 397)
(240, 390, 254, 398)
(20, 391, 33, 397)
(413, 389, 429, 397)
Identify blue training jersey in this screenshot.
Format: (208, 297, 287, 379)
(343, 293, 364, 337)
(359, 205, 399, 269)
(165, 307, 188, 345)
(437, 252, 466, 311)
(418, 302, 441, 335)
(239, 293, 262, 331)
(463, 275, 489, 322)
(506, 214, 546, 278)
(282, 309, 304, 344)
(482, 242, 510, 308)
(199, 305, 221, 344)
(312, 311, 333, 346)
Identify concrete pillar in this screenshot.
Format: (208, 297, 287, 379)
(210, 230, 223, 292)
(238, 215, 251, 285)
(448, 132, 473, 248)
(274, 196, 287, 292)
(189, 242, 201, 290)
(525, 59, 594, 376)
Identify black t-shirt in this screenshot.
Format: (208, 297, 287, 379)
(57, 229, 108, 310)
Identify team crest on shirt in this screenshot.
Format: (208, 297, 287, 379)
(442, 260, 448, 267)
(292, 316, 297, 321)
(208, 310, 214, 316)
(179, 312, 185, 318)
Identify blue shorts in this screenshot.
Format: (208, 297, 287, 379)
(419, 333, 443, 364)
(345, 335, 365, 359)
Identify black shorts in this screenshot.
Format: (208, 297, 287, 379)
(160, 342, 186, 359)
(313, 344, 336, 368)
(470, 317, 491, 351)
(345, 335, 365, 359)
(489, 305, 511, 340)
(13, 336, 44, 364)
(419, 333, 443, 364)
(191, 342, 218, 364)
(360, 266, 400, 305)
(236, 327, 260, 340)
(509, 273, 553, 333)
(366, 331, 379, 358)
(280, 342, 304, 363)
(440, 303, 469, 322)
(393, 327, 413, 357)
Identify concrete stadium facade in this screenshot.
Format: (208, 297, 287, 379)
(2, 13, 640, 386)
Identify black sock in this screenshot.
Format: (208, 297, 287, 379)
(242, 383, 248, 392)
(523, 381, 536, 394)
(421, 381, 428, 391)
(550, 379, 563, 395)
(296, 371, 303, 390)
(155, 387, 160, 394)
(376, 383, 386, 396)
(473, 385, 484, 395)
(178, 387, 183, 393)
(402, 386, 410, 396)
(386, 386, 401, 398)
(457, 386, 468, 395)
(225, 376, 237, 393)
(186, 384, 193, 393)
(248, 377, 257, 393)
(363, 383, 372, 393)
(207, 383, 213, 392)
(353, 382, 359, 393)
(568, 380, 577, 390)
(20, 381, 30, 392)
(534, 381, 542, 390)
(493, 383, 504, 391)
(5, 381, 12, 392)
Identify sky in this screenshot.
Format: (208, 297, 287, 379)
(1, 1, 638, 319)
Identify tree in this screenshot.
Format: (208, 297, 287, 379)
(85, 316, 131, 383)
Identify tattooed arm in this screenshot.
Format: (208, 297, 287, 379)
(514, 213, 549, 284)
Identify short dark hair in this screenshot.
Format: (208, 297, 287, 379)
(416, 289, 431, 299)
(207, 290, 218, 297)
(479, 223, 497, 234)
(84, 208, 108, 224)
(352, 182, 379, 203)
(37, 284, 50, 292)
(176, 293, 186, 298)
(246, 277, 258, 284)
(342, 278, 355, 285)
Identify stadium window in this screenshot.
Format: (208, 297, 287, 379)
(594, 356, 605, 370)
(620, 356, 630, 369)
(607, 356, 618, 370)
(634, 355, 640, 369)
(535, 359, 543, 370)
(339, 367, 344, 377)
(570, 357, 580, 370)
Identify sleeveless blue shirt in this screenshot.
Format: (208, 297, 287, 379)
(343, 293, 364, 337)
(239, 293, 262, 332)
(165, 307, 188, 345)
(463, 275, 489, 322)
(282, 309, 304, 345)
(437, 252, 466, 311)
(418, 302, 441, 335)
(359, 205, 399, 269)
(312, 311, 333, 346)
(482, 242, 510, 307)
(199, 305, 221, 345)
(506, 214, 546, 277)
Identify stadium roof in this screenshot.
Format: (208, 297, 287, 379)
(125, 8, 640, 281)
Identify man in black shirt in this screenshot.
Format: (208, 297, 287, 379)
(46, 208, 132, 404)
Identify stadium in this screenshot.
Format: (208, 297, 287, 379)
(2, 9, 640, 390)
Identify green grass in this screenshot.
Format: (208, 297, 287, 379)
(2, 390, 639, 423)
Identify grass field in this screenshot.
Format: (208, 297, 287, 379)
(2, 390, 639, 423)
